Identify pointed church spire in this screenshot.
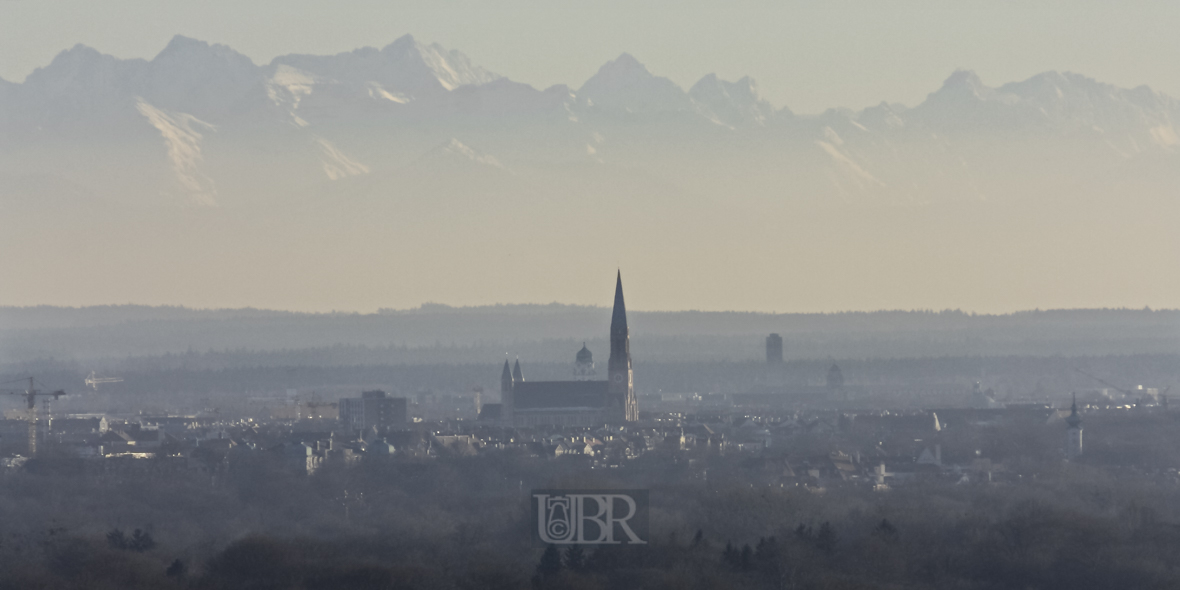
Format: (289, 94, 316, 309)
(611, 270, 628, 336)
(609, 271, 630, 365)
(1065, 392, 1083, 457)
(1066, 393, 1082, 428)
(607, 271, 636, 421)
(501, 359, 512, 381)
(512, 358, 524, 382)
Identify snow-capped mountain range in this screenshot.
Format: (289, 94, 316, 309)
(1, 34, 1176, 210)
(3, 34, 1178, 312)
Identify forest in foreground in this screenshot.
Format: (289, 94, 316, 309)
(2, 446, 1180, 590)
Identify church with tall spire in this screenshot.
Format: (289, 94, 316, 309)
(608, 271, 638, 422)
(1065, 393, 1083, 458)
(493, 272, 639, 427)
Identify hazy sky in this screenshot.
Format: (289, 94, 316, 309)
(2, 0, 1178, 114)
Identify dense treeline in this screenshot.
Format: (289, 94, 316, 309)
(2, 305, 1177, 364)
(3, 447, 1180, 589)
(4, 304, 1175, 332)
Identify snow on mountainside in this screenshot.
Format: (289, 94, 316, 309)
(316, 137, 370, 180)
(260, 35, 509, 128)
(317, 137, 535, 226)
(996, 72, 1180, 149)
(266, 64, 318, 127)
(689, 74, 778, 127)
(423, 138, 507, 170)
(4, 37, 1179, 313)
(270, 34, 499, 100)
(909, 70, 1180, 146)
(135, 98, 218, 206)
(575, 54, 781, 127)
(7, 36, 273, 130)
(0, 36, 1178, 213)
(777, 69, 1179, 200)
(855, 102, 907, 133)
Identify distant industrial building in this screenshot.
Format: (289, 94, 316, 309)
(827, 364, 844, 391)
(766, 333, 783, 364)
(339, 390, 407, 431)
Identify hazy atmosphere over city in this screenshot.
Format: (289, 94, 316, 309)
(2, 3, 1180, 590)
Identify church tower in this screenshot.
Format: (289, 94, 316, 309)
(1065, 393, 1083, 458)
(574, 344, 597, 380)
(608, 271, 638, 422)
(500, 359, 514, 425)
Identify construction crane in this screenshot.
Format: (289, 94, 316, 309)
(1075, 368, 1134, 398)
(1075, 368, 1168, 406)
(0, 377, 66, 456)
(84, 371, 123, 390)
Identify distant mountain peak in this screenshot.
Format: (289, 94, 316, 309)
(154, 35, 256, 66)
(911, 69, 1012, 120)
(594, 53, 652, 79)
(689, 73, 775, 126)
(907, 67, 1180, 148)
(939, 69, 988, 96)
(612, 52, 644, 68)
(689, 73, 761, 100)
(62, 43, 103, 58)
(20, 43, 147, 117)
(5, 36, 1179, 218)
(382, 34, 418, 52)
(39, 43, 117, 72)
(578, 53, 695, 113)
(142, 36, 265, 120)
(857, 101, 906, 131)
(159, 35, 210, 54)
(271, 35, 498, 96)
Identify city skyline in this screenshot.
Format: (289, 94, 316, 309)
(1, 6, 1178, 589)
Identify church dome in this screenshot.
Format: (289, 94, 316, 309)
(576, 343, 593, 364)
